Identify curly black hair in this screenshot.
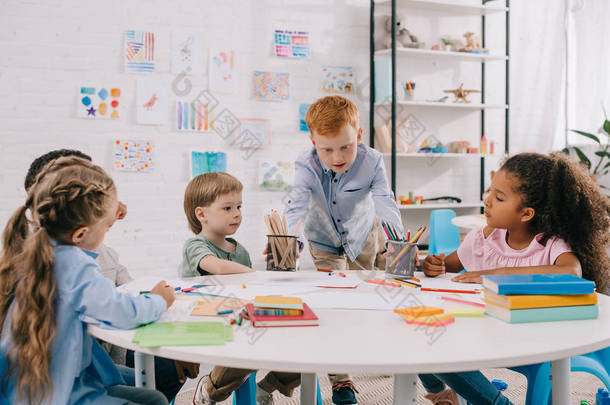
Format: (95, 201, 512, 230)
(501, 152, 610, 292)
(24, 149, 91, 191)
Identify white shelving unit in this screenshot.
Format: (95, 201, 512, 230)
(369, 0, 509, 237)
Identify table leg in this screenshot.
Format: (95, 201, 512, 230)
(300, 373, 317, 405)
(134, 351, 156, 389)
(393, 374, 417, 404)
(551, 358, 570, 405)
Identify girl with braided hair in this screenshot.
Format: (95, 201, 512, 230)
(0, 156, 174, 405)
(418, 152, 609, 405)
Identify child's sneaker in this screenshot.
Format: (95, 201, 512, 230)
(424, 388, 459, 405)
(332, 381, 358, 405)
(256, 384, 275, 405)
(193, 375, 217, 405)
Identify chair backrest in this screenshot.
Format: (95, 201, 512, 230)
(428, 209, 460, 256)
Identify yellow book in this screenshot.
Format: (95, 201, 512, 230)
(254, 296, 303, 310)
(394, 306, 444, 317)
(483, 290, 597, 310)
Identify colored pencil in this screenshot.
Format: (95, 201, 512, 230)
(441, 296, 485, 307)
(420, 287, 478, 294)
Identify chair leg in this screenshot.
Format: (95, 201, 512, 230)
(509, 363, 551, 405)
(572, 355, 610, 390)
(233, 372, 257, 405)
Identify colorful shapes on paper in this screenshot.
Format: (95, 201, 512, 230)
(176, 100, 214, 132)
(113, 140, 154, 172)
(253, 71, 289, 102)
(81, 97, 91, 106)
(110, 88, 121, 98)
(81, 87, 95, 95)
(98, 88, 109, 100)
(274, 29, 310, 58)
(125, 30, 156, 73)
(87, 107, 96, 116)
(77, 86, 121, 120)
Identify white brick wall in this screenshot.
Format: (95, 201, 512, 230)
(0, 0, 515, 279)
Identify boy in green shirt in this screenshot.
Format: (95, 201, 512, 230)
(183, 172, 300, 405)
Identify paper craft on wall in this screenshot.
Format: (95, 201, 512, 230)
(137, 78, 168, 125)
(258, 161, 295, 191)
(321, 66, 355, 93)
(237, 119, 270, 147)
(209, 49, 235, 93)
(172, 31, 202, 74)
(125, 30, 156, 73)
(191, 151, 227, 178)
(274, 29, 310, 58)
(176, 101, 214, 132)
(77, 87, 121, 119)
(114, 140, 154, 172)
(299, 104, 310, 132)
(253, 71, 289, 101)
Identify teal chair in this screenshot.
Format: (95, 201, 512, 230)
(232, 372, 323, 405)
(508, 347, 610, 404)
(428, 209, 460, 256)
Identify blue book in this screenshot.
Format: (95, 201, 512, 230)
(482, 274, 595, 295)
(485, 304, 598, 324)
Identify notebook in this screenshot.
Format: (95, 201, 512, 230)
(190, 297, 251, 316)
(481, 274, 595, 295)
(485, 304, 599, 324)
(483, 289, 597, 310)
(132, 321, 233, 347)
(246, 303, 318, 328)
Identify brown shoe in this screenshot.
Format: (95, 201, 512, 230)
(424, 388, 459, 405)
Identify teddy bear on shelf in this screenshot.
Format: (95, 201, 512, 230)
(384, 15, 423, 49)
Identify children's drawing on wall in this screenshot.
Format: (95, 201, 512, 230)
(237, 119, 270, 148)
(321, 66, 355, 93)
(274, 29, 310, 58)
(176, 100, 214, 132)
(125, 30, 156, 73)
(113, 140, 154, 172)
(299, 104, 310, 132)
(77, 87, 121, 119)
(258, 161, 295, 191)
(137, 78, 168, 125)
(172, 31, 202, 74)
(253, 71, 289, 101)
(191, 151, 227, 178)
(209, 49, 235, 93)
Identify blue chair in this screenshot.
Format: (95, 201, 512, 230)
(509, 347, 610, 404)
(232, 372, 323, 405)
(428, 209, 460, 256)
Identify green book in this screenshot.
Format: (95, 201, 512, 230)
(485, 304, 599, 324)
(132, 321, 233, 348)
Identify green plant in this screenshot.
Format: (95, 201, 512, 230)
(562, 111, 610, 187)
(440, 37, 453, 46)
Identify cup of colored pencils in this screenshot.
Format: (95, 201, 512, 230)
(404, 81, 416, 101)
(264, 211, 299, 271)
(384, 225, 426, 278)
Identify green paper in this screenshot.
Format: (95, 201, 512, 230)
(132, 321, 232, 348)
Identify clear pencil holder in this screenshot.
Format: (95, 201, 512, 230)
(404, 89, 415, 101)
(385, 240, 417, 278)
(266, 235, 297, 271)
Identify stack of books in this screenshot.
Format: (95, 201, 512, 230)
(246, 296, 319, 328)
(481, 274, 598, 324)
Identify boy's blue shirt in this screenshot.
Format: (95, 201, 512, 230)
(0, 244, 166, 405)
(285, 143, 403, 261)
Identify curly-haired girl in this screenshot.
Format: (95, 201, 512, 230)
(0, 156, 174, 405)
(419, 152, 609, 404)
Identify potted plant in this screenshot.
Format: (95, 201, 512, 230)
(441, 37, 453, 51)
(562, 111, 610, 192)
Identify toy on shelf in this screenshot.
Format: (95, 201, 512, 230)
(443, 83, 480, 103)
(448, 141, 470, 154)
(440, 37, 454, 51)
(458, 32, 488, 54)
(418, 137, 447, 154)
(384, 15, 423, 49)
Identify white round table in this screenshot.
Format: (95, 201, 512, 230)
(90, 271, 610, 405)
(451, 214, 487, 230)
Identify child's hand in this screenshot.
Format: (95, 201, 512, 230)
(174, 360, 200, 383)
(422, 253, 445, 277)
(151, 280, 175, 309)
(452, 271, 483, 284)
